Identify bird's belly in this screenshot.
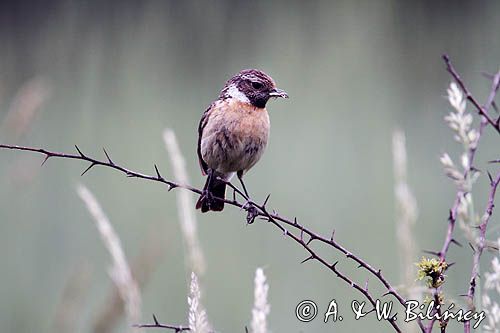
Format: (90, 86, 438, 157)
(219, 137, 265, 173)
(201, 112, 269, 174)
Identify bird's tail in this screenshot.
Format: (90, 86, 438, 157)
(196, 177, 226, 213)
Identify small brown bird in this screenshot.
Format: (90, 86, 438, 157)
(196, 69, 288, 212)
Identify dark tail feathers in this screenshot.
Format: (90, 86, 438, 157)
(196, 178, 226, 213)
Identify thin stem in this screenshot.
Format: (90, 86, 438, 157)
(442, 54, 500, 134)
(427, 57, 500, 333)
(463, 171, 500, 333)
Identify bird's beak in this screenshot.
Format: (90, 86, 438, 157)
(269, 88, 289, 99)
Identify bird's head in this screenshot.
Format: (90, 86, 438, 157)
(221, 69, 288, 108)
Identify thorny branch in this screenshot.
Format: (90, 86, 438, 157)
(0, 142, 407, 332)
(1, 55, 498, 332)
(463, 171, 500, 333)
(443, 54, 500, 134)
(436, 58, 500, 265)
(422, 56, 500, 333)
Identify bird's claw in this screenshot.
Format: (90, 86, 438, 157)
(242, 200, 258, 224)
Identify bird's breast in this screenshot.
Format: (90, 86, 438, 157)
(201, 99, 270, 174)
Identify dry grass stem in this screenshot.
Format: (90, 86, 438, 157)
(77, 184, 141, 330)
(163, 128, 206, 276)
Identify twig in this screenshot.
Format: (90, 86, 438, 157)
(134, 314, 190, 332)
(463, 171, 500, 333)
(0, 144, 193, 193)
(426, 57, 500, 333)
(436, 60, 500, 263)
(442, 54, 500, 134)
(0, 143, 409, 332)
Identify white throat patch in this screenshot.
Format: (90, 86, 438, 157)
(227, 84, 250, 104)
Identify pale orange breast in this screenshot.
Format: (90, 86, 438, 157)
(200, 99, 270, 174)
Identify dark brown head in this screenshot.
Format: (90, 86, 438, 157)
(220, 69, 288, 108)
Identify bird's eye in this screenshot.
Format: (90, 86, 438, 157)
(251, 81, 263, 89)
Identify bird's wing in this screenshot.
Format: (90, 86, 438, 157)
(197, 103, 212, 175)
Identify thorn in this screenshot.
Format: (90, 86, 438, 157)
(458, 293, 468, 297)
(450, 239, 463, 247)
(306, 235, 315, 246)
(381, 290, 391, 297)
(168, 184, 177, 191)
(153, 314, 160, 325)
(470, 166, 481, 173)
(245, 327, 249, 333)
(422, 250, 441, 257)
(448, 209, 454, 221)
(154, 164, 163, 180)
(41, 155, 50, 166)
(293, 217, 298, 225)
(490, 160, 500, 164)
(75, 145, 85, 157)
(488, 171, 494, 185)
(103, 148, 114, 165)
(468, 242, 476, 253)
(81, 163, 96, 176)
(330, 229, 335, 242)
(240, 200, 249, 211)
(447, 262, 456, 269)
(487, 244, 499, 251)
(481, 71, 495, 80)
(331, 261, 339, 269)
(262, 194, 271, 207)
(300, 255, 315, 264)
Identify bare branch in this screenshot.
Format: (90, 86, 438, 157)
(426, 57, 500, 333)
(442, 54, 500, 134)
(0, 142, 409, 332)
(436, 60, 500, 264)
(463, 171, 500, 333)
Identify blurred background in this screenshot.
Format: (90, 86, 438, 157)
(1, 1, 500, 332)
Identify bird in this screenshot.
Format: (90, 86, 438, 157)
(195, 69, 288, 213)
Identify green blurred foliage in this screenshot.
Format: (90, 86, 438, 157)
(0, 1, 499, 332)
